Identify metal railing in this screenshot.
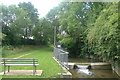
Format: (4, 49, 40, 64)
(54, 47, 69, 70)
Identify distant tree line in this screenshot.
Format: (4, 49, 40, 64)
(1, 2, 54, 46)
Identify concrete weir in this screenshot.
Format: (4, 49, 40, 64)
(91, 63, 112, 70)
(68, 62, 112, 70)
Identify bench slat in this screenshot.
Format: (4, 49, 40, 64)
(1, 59, 38, 60)
(1, 58, 39, 66)
(3, 61, 38, 62)
(5, 64, 39, 66)
(3, 63, 38, 64)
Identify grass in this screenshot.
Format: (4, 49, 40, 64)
(2, 46, 63, 78)
(2, 45, 39, 58)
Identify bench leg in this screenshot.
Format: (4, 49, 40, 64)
(35, 66, 36, 72)
(33, 66, 36, 75)
(4, 66, 6, 74)
(8, 66, 10, 72)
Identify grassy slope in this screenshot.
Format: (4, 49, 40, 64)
(2, 46, 61, 78)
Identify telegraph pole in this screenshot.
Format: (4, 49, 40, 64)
(54, 26, 56, 47)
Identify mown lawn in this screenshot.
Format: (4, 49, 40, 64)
(2, 46, 62, 78)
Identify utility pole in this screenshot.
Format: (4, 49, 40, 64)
(54, 26, 56, 47)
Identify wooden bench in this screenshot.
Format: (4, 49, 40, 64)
(1, 58, 39, 75)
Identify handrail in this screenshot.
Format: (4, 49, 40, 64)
(54, 47, 69, 54)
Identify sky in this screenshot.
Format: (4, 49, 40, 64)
(0, 0, 62, 18)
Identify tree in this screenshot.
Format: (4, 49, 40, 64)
(87, 2, 120, 61)
(32, 18, 54, 45)
(56, 2, 88, 57)
(1, 4, 20, 45)
(18, 2, 39, 39)
(1, 2, 39, 45)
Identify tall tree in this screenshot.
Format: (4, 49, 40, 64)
(18, 2, 39, 39)
(32, 18, 54, 45)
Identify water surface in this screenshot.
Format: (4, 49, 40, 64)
(69, 69, 119, 78)
(69, 58, 120, 78)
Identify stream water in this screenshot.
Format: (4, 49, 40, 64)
(68, 58, 120, 78)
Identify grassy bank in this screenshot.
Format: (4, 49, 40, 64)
(2, 46, 62, 78)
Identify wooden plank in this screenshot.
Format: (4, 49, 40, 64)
(5, 64, 39, 66)
(5, 63, 38, 65)
(1, 58, 38, 60)
(4, 61, 38, 62)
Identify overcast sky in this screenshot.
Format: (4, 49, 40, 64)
(0, 0, 62, 18)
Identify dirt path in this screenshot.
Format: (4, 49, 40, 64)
(13, 52, 32, 59)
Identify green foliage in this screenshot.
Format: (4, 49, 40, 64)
(87, 2, 119, 61)
(2, 45, 13, 57)
(1, 2, 53, 46)
(46, 2, 119, 62)
(60, 35, 75, 48)
(32, 18, 54, 45)
(47, 2, 88, 57)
